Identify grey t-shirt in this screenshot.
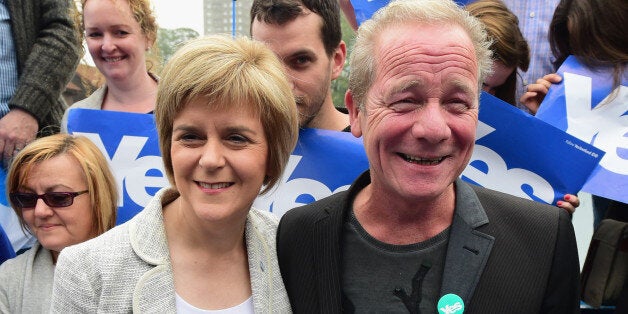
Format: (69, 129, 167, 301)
(342, 211, 449, 313)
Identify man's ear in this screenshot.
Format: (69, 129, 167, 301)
(345, 89, 362, 138)
(331, 41, 347, 80)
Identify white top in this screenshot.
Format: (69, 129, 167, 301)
(175, 293, 254, 314)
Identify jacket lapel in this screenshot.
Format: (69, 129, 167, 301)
(246, 213, 270, 312)
(440, 180, 494, 305)
(440, 213, 494, 304)
(129, 188, 177, 312)
(246, 210, 290, 313)
(133, 264, 177, 313)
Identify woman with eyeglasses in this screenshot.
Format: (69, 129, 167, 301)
(0, 134, 118, 313)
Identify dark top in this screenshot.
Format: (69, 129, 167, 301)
(277, 171, 580, 313)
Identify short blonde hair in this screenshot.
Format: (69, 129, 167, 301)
(7, 134, 118, 237)
(349, 0, 493, 107)
(155, 35, 298, 194)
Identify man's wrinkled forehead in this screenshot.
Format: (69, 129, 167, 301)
(372, 23, 479, 81)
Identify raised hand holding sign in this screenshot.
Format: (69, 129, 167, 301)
(536, 56, 628, 203)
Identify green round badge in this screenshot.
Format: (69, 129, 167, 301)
(437, 293, 464, 314)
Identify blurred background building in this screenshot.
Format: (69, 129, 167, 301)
(204, 0, 253, 36)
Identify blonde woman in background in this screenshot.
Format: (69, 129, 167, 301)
(61, 0, 159, 132)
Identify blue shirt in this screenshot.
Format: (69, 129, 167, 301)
(0, 0, 17, 117)
(503, 0, 560, 112)
(350, 0, 478, 26)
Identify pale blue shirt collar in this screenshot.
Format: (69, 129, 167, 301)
(0, 0, 18, 117)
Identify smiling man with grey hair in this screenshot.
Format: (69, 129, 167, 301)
(276, 0, 580, 312)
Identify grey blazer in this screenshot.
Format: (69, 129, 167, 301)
(0, 243, 54, 313)
(277, 172, 580, 313)
(51, 188, 291, 313)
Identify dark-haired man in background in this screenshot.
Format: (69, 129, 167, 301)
(251, 0, 350, 131)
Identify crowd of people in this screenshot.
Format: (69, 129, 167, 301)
(0, 0, 626, 312)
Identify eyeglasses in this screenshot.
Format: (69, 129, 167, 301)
(9, 190, 89, 209)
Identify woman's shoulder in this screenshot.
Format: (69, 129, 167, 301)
(60, 221, 132, 262)
(54, 223, 139, 288)
(0, 243, 51, 285)
(0, 246, 33, 276)
(248, 208, 279, 230)
(60, 189, 171, 265)
(69, 85, 107, 110)
(245, 209, 279, 249)
(0, 246, 37, 313)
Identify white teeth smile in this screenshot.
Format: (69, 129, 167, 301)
(199, 182, 231, 189)
(400, 153, 445, 165)
(104, 57, 123, 62)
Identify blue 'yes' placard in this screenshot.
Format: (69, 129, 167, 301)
(253, 128, 369, 217)
(462, 92, 604, 205)
(68, 109, 167, 224)
(536, 56, 627, 203)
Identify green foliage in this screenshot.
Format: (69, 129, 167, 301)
(331, 15, 356, 109)
(157, 27, 200, 63)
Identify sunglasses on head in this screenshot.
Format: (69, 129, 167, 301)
(9, 190, 89, 209)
